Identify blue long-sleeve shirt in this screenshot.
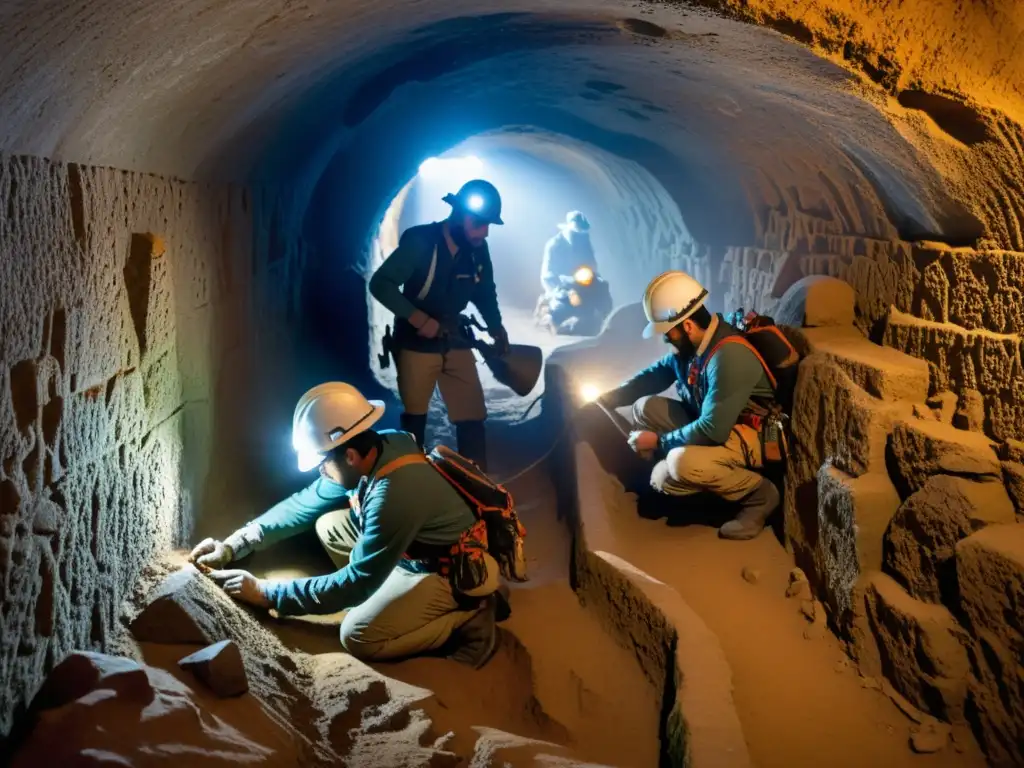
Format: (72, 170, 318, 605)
(602, 317, 773, 452)
(254, 431, 475, 616)
(369, 222, 503, 353)
(541, 232, 598, 293)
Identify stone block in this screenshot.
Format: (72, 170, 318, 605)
(882, 308, 1021, 398)
(926, 391, 958, 424)
(955, 525, 1024, 766)
(953, 389, 986, 432)
(883, 475, 1014, 604)
(178, 639, 248, 698)
(888, 418, 1000, 498)
(790, 354, 903, 480)
(129, 568, 215, 645)
(816, 465, 900, 627)
(861, 573, 970, 723)
(804, 326, 930, 402)
(1001, 462, 1024, 520)
(773, 275, 855, 328)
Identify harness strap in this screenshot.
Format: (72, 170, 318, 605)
(746, 325, 800, 366)
(416, 244, 438, 301)
(700, 335, 777, 390)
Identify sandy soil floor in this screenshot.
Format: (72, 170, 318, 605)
(595, 470, 989, 768)
(253, 415, 662, 767)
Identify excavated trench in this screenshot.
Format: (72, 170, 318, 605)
(4, 0, 1024, 765)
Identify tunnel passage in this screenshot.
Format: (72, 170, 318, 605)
(2, 0, 1024, 763)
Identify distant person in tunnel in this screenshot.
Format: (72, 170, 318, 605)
(596, 271, 782, 540)
(536, 211, 611, 335)
(190, 383, 513, 668)
(540, 210, 598, 296)
(369, 179, 509, 471)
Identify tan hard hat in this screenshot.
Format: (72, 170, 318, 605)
(641, 270, 708, 339)
(291, 382, 385, 472)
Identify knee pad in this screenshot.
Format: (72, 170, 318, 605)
(400, 413, 428, 448)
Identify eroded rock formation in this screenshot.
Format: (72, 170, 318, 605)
(780, 276, 1024, 764)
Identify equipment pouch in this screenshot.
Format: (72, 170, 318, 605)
(759, 412, 789, 465)
(448, 519, 491, 594)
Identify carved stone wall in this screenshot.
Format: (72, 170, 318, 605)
(0, 154, 258, 738)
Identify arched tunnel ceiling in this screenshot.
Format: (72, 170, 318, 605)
(2, 0, 1022, 244)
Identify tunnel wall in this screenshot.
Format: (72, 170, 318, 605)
(0, 153, 261, 740)
(671, 204, 1024, 443)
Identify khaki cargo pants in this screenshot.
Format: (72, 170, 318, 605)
(633, 396, 763, 501)
(397, 348, 487, 421)
(314, 508, 498, 661)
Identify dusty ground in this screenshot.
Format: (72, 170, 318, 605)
(593, 468, 989, 768)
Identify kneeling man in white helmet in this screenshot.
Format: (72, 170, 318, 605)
(597, 271, 780, 539)
(189, 382, 505, 668)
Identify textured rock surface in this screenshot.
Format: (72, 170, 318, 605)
(785, 351, 904, 590)
(956, 526, 1024, 767)
(0, 156, 257, 737)
(1001, 462, 1024, 520)
(573, 443, 752, 768)
(885, 307, 1024, 442)
(883, 476, 1014, 605)
(815, 465, 901, 628)
(859, 573, 970, 724)
(11, 651, 293, 766)
(773, 275, 855, 327)
(178, 640, 248, 698)
(887, 419, 1001, 498)
(803, 326, 929, 403)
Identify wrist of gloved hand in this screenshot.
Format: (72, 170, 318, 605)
(222, 524, 263, 561)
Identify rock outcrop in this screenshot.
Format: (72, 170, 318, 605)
(178, 640, 249, 698)
(786, 284, 1024, 765)
(882, 475, 1014, 604)
(955, 526, 1024, 767)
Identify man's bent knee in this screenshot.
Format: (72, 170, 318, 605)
(632, 396, 659, 430)
(339, 614, 384, 661)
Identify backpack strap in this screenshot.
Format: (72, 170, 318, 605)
(700, 335, 777, 390)
(746, 325, 800, 366)
(373, 453, 428, 481)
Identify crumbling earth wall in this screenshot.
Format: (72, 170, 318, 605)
(0, 153, 264, 740)
(773, 275, 1024, 764)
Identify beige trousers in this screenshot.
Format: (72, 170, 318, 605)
(396, 348, 486, 422)
(633, 395, 763, 502)
(314, 508, 498, 661)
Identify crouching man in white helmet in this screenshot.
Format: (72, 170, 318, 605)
(189, 382, 503, 668)
(597, 271, 780, 539)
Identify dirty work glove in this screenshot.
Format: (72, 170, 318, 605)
(491, 326, 510, 356)
(628, 430, 659, 460)
(409, 309, 440, 339)
(189, 538, 234, 569)
(207, 569, 272, 609)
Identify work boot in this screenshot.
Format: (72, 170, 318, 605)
(400, 413, 428, 450)
(448, 595, 500, 669)
(455, 420, 488, 472)
(719, 478, 779, 540)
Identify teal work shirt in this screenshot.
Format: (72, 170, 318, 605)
(368, 222, 503, 353)
(256, 430, 475, 616)
(603, 315, 774, 451)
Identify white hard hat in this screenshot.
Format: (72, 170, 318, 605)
(291, 382, 385, 472)
(642, 270, 709, 339)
